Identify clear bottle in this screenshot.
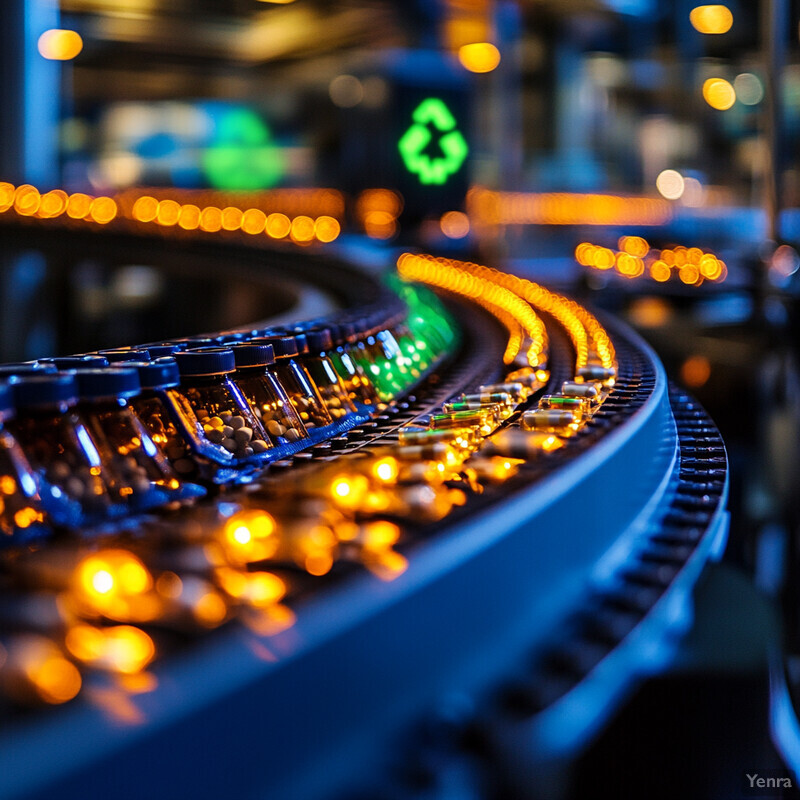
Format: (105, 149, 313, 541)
(128, 358, 204, 482)
(309, 323, 379, 406)
(74, 368, 196, 511)
(297, 328, 358, 419)
(0, 382, 50, 544)
(230, 343, 308, 446)
(249, 336, 333, 430)
(348, 312, 407, 402)
(8, 373, 115, 525)
(174, 348, 272, 461)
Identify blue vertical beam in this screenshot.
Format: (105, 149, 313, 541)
(0, 0, 60, 186)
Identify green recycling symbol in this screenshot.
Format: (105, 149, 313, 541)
(398, 98, 469, 185)
(202, 107, 283, 191)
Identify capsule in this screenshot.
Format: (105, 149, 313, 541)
(477, 382, 527, 402)
(538, 395, 588, 415)
(577, 365, 616, 383)
(398, 427, 478, 449)
(561, 381, 599, 401)
(429, 409, 495, 435)
(480, 429, 565, 458)
(458, 392, 513, 407)
(442, 400, 511, 420)
(520, 409, 577, 431)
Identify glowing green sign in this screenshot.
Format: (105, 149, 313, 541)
(202, 107, 283, 190)
(398, 98, 469, 185)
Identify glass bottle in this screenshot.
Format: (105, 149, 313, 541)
(8, 373, 114, 525)
(174, 348, 272, 461)
(230, 343, 308, 446)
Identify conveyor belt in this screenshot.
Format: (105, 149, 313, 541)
(0, 258, 729, 800)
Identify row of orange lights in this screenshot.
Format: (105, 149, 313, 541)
(398, 254, 615, 372)
(398, 253, 548, 366)
(114, 186, 346, 220)
(0, 183, 118, 225)
(467, 188, 674, 227)
(576, 236, 727, 286)
(127, 195, 341, 243)
(0, 182, 341, 244)
(444, 257, 615, 371)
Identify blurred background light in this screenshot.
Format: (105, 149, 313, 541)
(689, 5, 733, 34)
(734, 73, 765, 106)
(37, 29, 83, 61)
(656, 169, 685, 200)
(702, 77, 736, 110)
(458, 43, 501, 74)
(329, 75, 364, 108)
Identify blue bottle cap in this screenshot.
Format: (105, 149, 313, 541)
(251, 336, 298, 358)
(174, 347, 236, 377)
(142, 343, 185, 358)
(0, 362, 58, 377)
(75, 368, 141, 401)
(305, 328, 333, 352)
(42, 355, 110, 370)
(128, 358, 181, 390)
(232, 343, 276, 368)
(11, 373, 79, 409)
(217, 332, 248, 344)
(99, 348, 151, 363)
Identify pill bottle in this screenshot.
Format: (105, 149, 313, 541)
(316, 323, 379, 406)
(128, 358, 237, 485)
(249, 336, 333, 430)
(230, 343, 308, 446)
(174, 348, 272, 461)
(8, 373, 114, 525)
(349, 311, 407, 402)
(296, 328, 358, 419)
(0, 382, 50, 544)
(75, 368, 198, 511)
(126, 358, 196, 471)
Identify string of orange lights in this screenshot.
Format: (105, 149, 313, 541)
(576, 236, 727, 286)
(0, 181, 342, 244)
(398, 253, 549, 367)
(398, 252, 615, 375)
